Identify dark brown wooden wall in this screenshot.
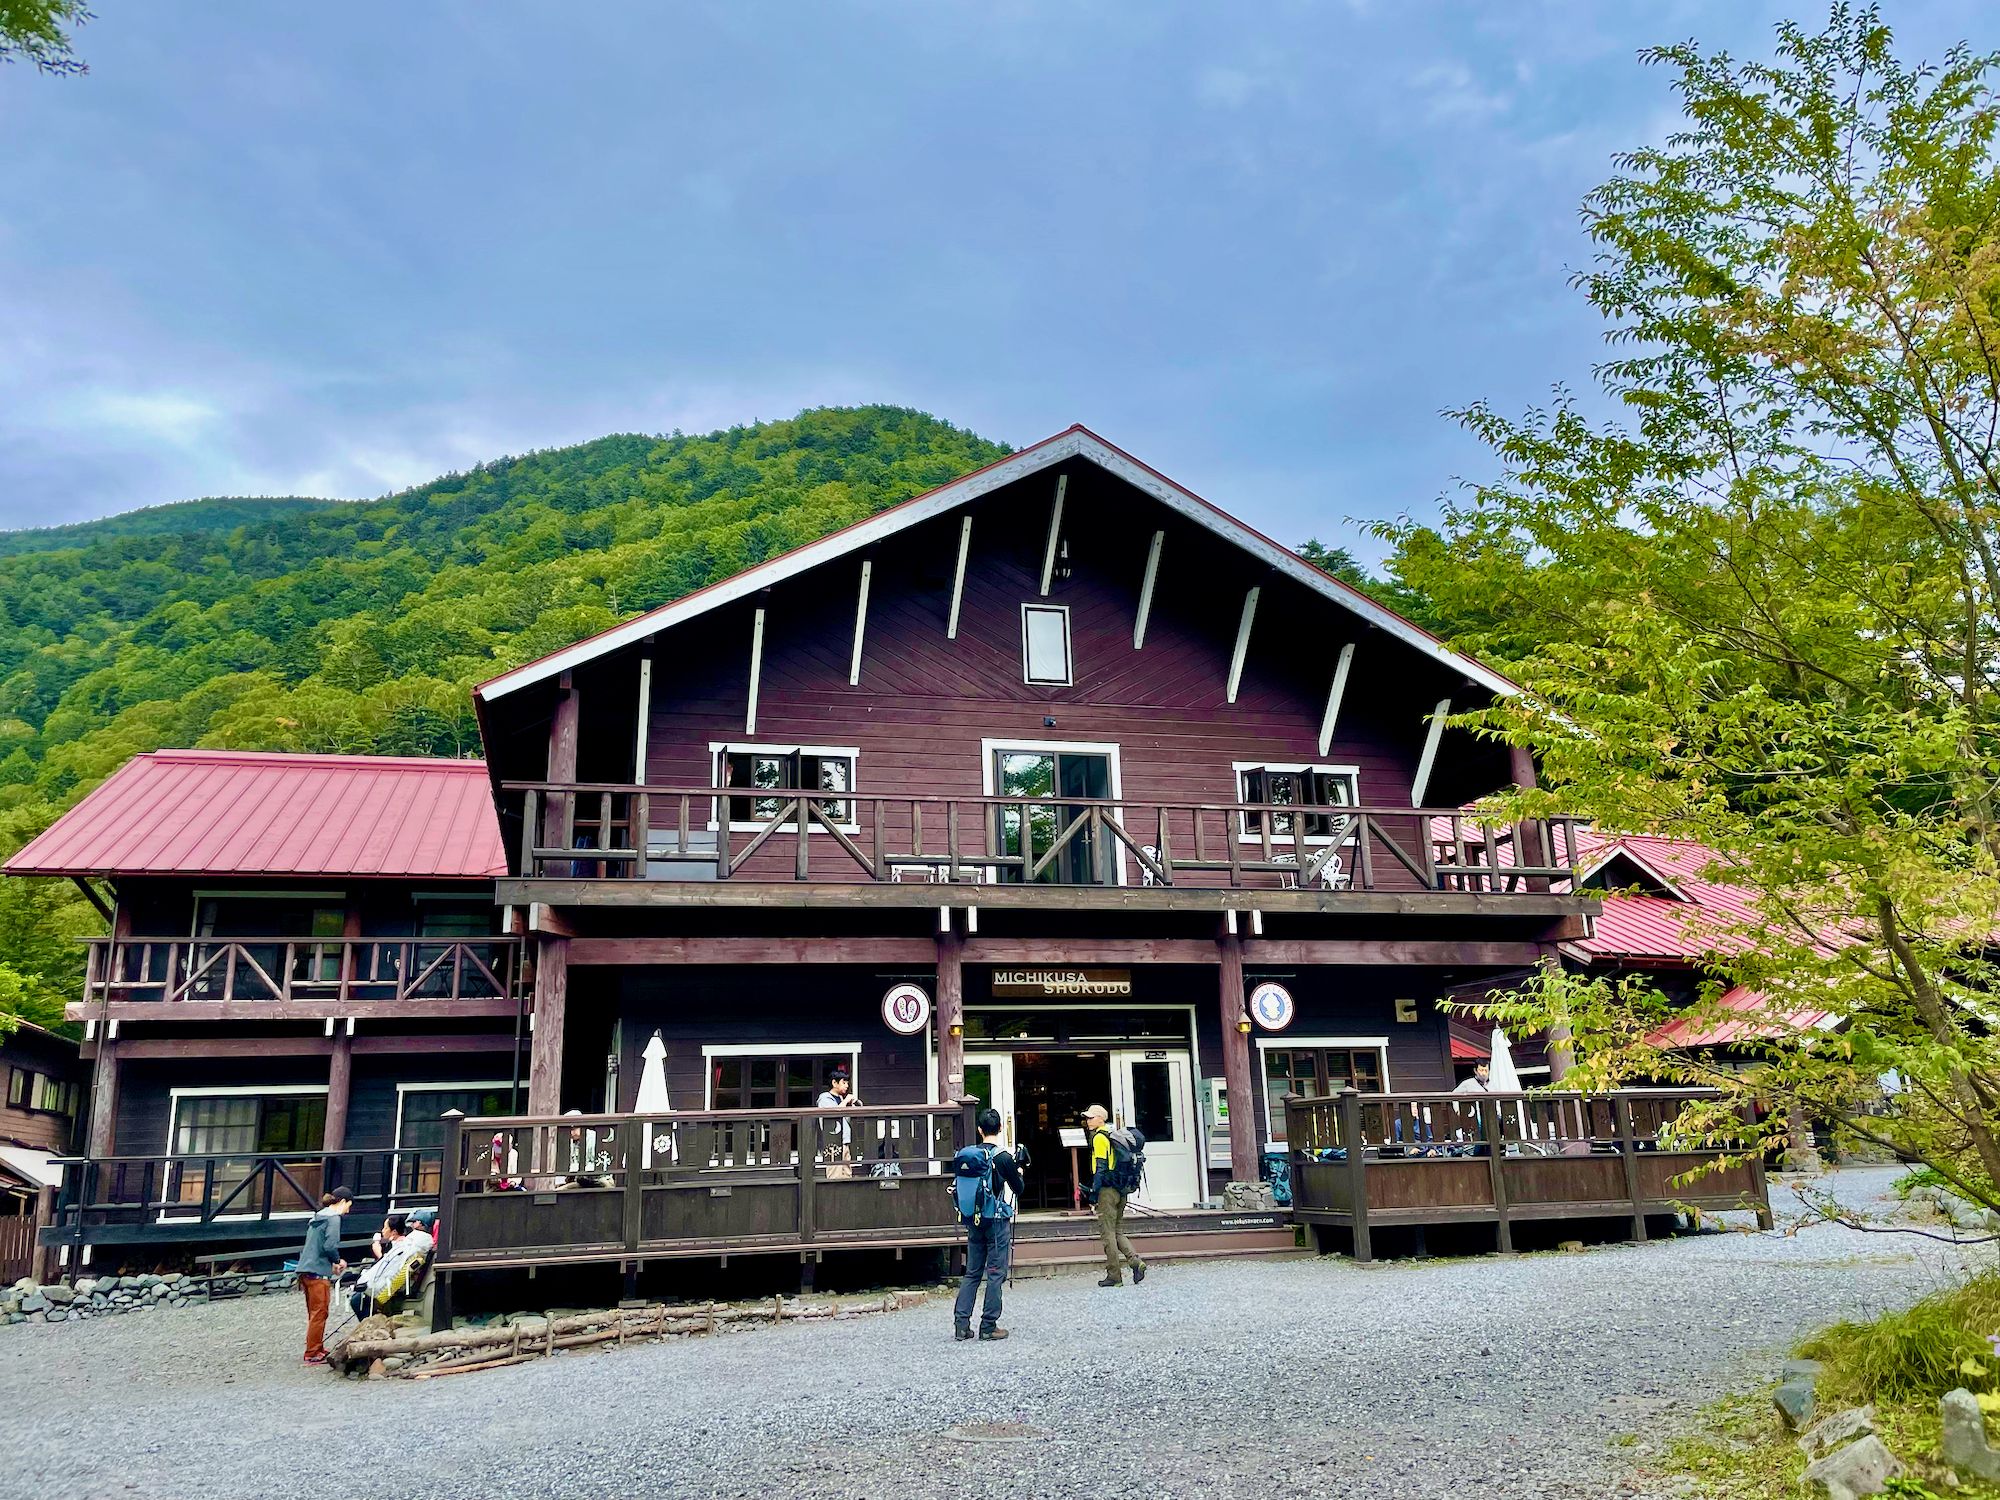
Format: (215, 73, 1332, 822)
(0, 1027, 85, 1155)
(563, 461, 1508, 887)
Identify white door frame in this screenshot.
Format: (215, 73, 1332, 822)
(1111, 1047, 1199, 1210)
(962, 1055, 1017, 1145)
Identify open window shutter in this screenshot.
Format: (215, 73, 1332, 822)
(1241, 767, 1267, 833)
(1308, 769, 1349, 837)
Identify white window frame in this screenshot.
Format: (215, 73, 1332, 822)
(707, 742, 861, 834)
(980, 737, 1128, 886)
(1254, 1035, 1391, 1152)
(391, 1079, 514, 1209)
(1020, 604, 1073, 686)
(700, 1042, 863, 1109)
(162, 1084, 331, 1223)
(1232, 761, 1361, 845)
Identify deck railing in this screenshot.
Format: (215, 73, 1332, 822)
(1283, 1088, 1770, 1259)
(43, 1147, 442, 1247)
(505, 781, 1584, 893)
(83, 937, 527, 1007)
(433, 1102, 979, 1318)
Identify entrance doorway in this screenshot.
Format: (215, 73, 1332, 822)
(965, 1047, 1203, 1211)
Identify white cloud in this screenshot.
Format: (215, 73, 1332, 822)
(1409, 61, 1512, 124)
(75, 389, 222, 449)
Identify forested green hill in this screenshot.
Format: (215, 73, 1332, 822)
(0, 406, 1008, 1023)
(0, 496, 345, 560)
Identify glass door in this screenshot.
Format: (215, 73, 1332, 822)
(963, 1055, 1016, 1145)
(992, 748, 1113, 884)
(1110, 1050, 1199, 1209)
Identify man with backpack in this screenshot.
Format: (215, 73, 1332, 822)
(1083, 1103, 1147, 1288)
(951, 1107, 1025, 1341)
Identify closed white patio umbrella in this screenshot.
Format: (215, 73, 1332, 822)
(1488, 1027, 1523, 1092)
(634, 1029, 673, 1167)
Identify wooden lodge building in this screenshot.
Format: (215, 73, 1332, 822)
(6, 425, 1760, 1291)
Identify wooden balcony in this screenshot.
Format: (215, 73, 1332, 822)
(503, 782, 1588, 914)
(42, 1147, 440, 1250)
(1284, 1088, 1772, 1259)
(430, 1102, 979, 1328)
(77, 936, 528, 1022)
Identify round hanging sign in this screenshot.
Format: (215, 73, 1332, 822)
(1249, 981, 1295, 1032)
(882, 982, 932, 1036)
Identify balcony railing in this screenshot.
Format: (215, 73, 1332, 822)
(83, 937, 527, 1007)
(505, 781, 1585, 894)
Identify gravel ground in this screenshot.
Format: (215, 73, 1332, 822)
(0, 1165, 1980, 1500)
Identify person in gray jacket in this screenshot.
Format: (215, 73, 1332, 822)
(296, 1187, 352, 1364)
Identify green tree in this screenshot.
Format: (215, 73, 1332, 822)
(0, 0, 89, 76)
(1384, 7, 2000, 1204)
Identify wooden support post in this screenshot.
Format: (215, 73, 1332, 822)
(1217, 930, 1258, 1182)
(623, 1119, 645, 1256)
(1744, 1101, 1774, 1229)
(323, 1025, 354, 1161)
(1483, 1094, 1512, 1253)
(1613, 1093, 1647, 1243)
(936, 926, 965, 1102)
(526, 936, 569, 1116)
(432, 1110, 464, 1333)
(543, 672, 580, 874)
(947, 517, 973, 639)
(1507, 742, 1550, 894)
(86, 1031, 119, 1158)
(1039, 474, 1067, 596)
(1539, 944, 1574, 1084)
(1338, 1088, 1370, 1263)
(633, 650, 653, 779)
(745, 607, 766, 735)
(849, 560, 871, 685)
(796, 1113, 817, 1246)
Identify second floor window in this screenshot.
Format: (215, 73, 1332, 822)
(717, 746, 856, 826)
(1237, 764, 1359, 839)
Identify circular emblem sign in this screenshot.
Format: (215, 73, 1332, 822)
(1249, 981, 1295, 1032)
(882, 982, 932, 1036)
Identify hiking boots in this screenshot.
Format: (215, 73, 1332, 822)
(978, 1326, 1009, 1340)
(1097, 1275, 1121, 1287)
(954, 1324, 974, 1341)
(1133, 1263, 1147, 1283)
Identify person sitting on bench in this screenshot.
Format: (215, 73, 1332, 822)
(349, 1212, 433, 1320)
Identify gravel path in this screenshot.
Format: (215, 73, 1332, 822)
(0, 1166, 1979, 1500)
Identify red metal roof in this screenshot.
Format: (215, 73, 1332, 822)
(1449, 1034, 1490, 1061)
(1569, 833, 1776, 965)
(1645, 983, 1840, 1049)
(5, 750, 506, 879)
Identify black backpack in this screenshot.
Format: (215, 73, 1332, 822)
(1101, 1126, 1147, 1195)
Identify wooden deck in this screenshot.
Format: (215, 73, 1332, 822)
(1285, 1088, 1771, 1259)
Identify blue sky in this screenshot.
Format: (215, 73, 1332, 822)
(0, 2, 1988, 555)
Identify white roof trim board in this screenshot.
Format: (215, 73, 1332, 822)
(476, 425, 1520, 702)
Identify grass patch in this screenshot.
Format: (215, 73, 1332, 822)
(1634, 1272, 2000, 1497)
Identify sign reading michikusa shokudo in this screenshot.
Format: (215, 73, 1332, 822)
(990, 968, 1133, 998)
(881, 982, 932, 1035)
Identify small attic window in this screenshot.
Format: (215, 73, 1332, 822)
(1021, 605, 1072, 686)
(1578, 851, 1686, 901)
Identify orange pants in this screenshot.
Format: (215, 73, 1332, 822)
(299, 1274, 331, 1359)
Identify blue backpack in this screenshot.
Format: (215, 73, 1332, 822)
(951, 1144, 1014, 1225)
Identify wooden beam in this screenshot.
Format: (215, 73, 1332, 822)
(500, 877, 1592, 919)
(947, 516, 973, 640)
(632, 651, 653, 780)
(937, 927, 965, 1100)
(1217, 932, 1257, 1181)
(70, 876, 114, 924)
(1038, 473, 1067, 596)
(109, 1032, 517, 1060)
(323, 1028, 354, 1153)
(1316, 643, 1356, 757)
(570, 936, 935, 965)
(543, 672, 580, 858)
(848, 560, 872, 686)
(1225, 586, 1260, 704)
(352, 1033, 521, 1056)
(90, 997, 521, 1025)
(1241, 939, 1548, 967)
(527, 935, 569, 1115)
(961, 938, 1217, 965)
(1410, 697, 1451, 807)
(1133, 529, 1164, 649)
(744, 607, 766, 735)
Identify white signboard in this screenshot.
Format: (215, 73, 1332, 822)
(1249, 981, 1295, 1032)
(882, 982, 932, 1036)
